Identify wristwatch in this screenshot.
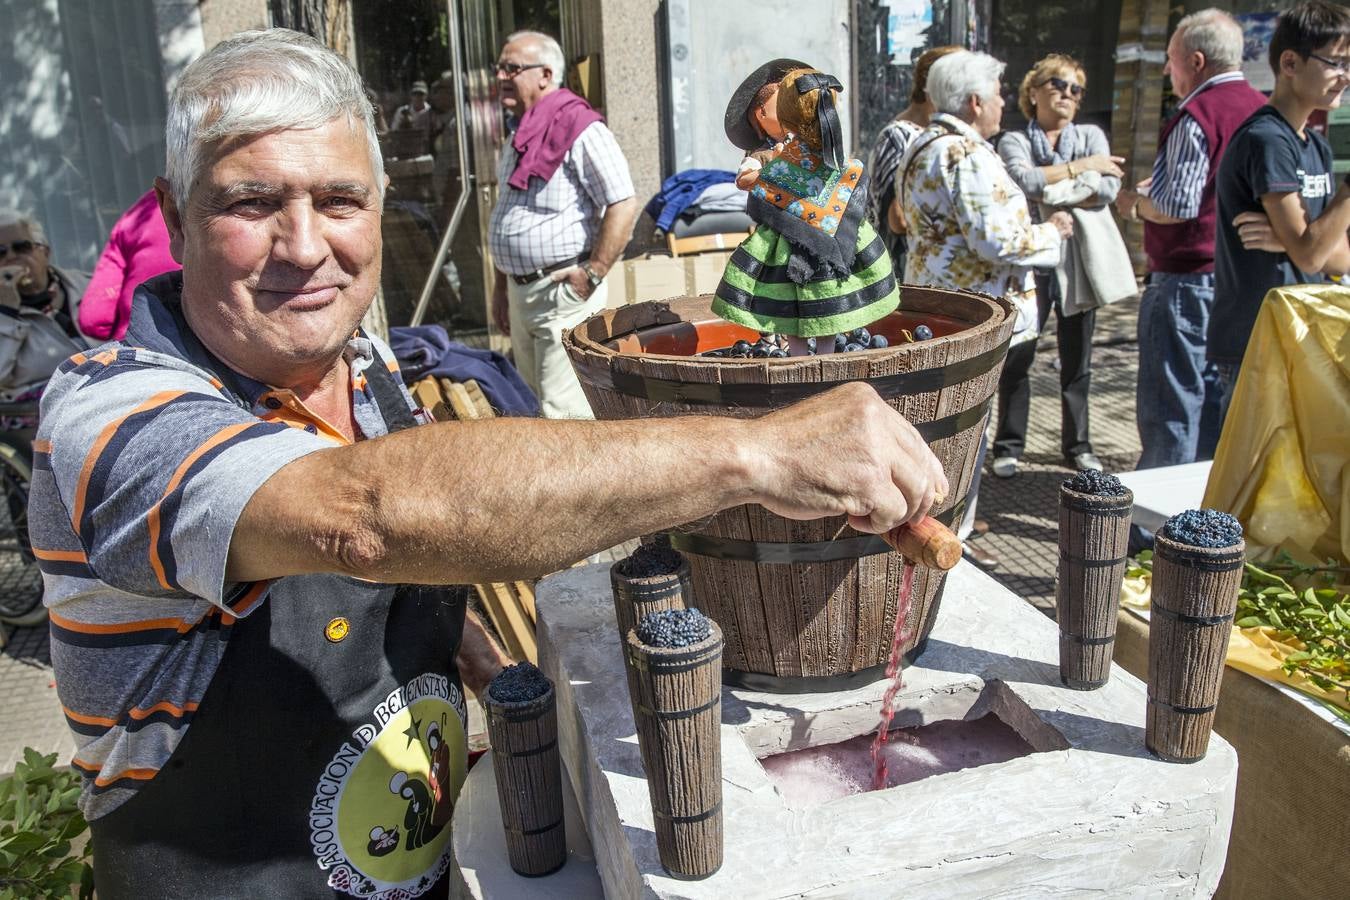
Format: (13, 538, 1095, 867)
(581, 261, 604, 289)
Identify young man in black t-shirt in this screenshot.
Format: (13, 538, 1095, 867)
(1213, 1, 1350, 410)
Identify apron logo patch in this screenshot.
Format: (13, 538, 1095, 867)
(310, 672, 468, 898)
(325, 617, 351, 642)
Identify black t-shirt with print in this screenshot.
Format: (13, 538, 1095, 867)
(1211, 105, 1333, 364)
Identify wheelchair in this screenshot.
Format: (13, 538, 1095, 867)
(0, 398, 44, 626)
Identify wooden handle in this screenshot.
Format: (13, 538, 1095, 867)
(881, 516, 962, 570)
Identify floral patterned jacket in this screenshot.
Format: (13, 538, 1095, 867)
(897, 113, 1062, 344)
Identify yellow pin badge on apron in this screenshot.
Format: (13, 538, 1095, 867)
(325, 617, 350, 643)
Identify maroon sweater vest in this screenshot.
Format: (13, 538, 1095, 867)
(1145, 78, 1267, 274)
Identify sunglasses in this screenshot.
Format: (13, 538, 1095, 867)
(1041, 76, 1084, 99)
(0, 239, 40, 260)
(495, 61, 546, 77)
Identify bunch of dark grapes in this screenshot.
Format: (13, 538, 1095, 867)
(702, 332, 789, 359)
(489, 661, 551, 704)
(1163, 509, 1243, 548)
(833, 327, 889, 353)
(618, 543, 685, 578)
(636, 608, 712, 648)
(1063, 469, 1127, 496)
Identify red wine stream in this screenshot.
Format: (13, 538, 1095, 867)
(871, 561, 917, 789)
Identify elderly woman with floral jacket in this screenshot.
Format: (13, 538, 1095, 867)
(896, 49, 1072, 567)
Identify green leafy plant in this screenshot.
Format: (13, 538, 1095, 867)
(0, 749, 92, 900)
(1234, 554, 1349, 705)
(1126, 550, 1350, 715)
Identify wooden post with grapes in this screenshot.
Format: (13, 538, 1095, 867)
(1147, 518, 1245, 763)
(610, 546, 693, 642)
(483, 666, 567, 876)
(622, 614, 724, 879)
(1057, 479, 1133, 689)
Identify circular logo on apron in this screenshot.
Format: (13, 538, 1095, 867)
(310, 672, 468, 898)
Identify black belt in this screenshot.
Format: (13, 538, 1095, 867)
(511, 251, 590, 285)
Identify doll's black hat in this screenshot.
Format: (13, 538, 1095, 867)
(723, 57, 811, 151)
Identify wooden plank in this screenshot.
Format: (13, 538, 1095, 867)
(410, 377, 451, 422)
(442, 379, 481, 421)
(513, 581, 538, 624)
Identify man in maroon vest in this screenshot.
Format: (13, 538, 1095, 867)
(1115, 9, 1266, 469)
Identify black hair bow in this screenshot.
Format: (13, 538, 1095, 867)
(795, 72, 845, 170)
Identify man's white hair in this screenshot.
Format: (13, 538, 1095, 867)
(926, 50, 1005, 115)
(165, 28, 384, 214)
(1177, 8, 1245, 72)
(0, 208, 46, 244)
(506, 30, 566, 87)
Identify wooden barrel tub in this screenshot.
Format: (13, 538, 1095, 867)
(563, 289, 1015, 693)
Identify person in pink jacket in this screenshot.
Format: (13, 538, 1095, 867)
(78, 189, 179, 340)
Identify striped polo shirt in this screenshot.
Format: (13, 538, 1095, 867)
(31, 273, 415, 819)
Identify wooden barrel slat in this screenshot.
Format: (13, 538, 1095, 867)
(565, 290, 1014, 691)
(1146, 533, 1245, 763)
(1057, 486, 1134, 689)
(484, 686, 566, 877)
(623, 625, 724, 879)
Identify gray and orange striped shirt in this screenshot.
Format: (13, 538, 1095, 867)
(31, 273, 416, 819)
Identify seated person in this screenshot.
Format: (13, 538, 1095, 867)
(0, 209, 91, 402)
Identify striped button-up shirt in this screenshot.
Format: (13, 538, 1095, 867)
(1149, 72, 1250, 219)
(488, 121, 635, 275)
(31, 274, 414, 819)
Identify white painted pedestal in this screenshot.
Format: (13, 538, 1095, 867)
(461, 561, 1237, 898)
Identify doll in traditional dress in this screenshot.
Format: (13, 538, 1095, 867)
(715, 63, 900, 354)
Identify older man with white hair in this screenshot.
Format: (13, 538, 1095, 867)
(1114, 9, 1265, 470)
(488, 29, 638, 418)
(896, 49, 1071, 570)
(0, 209, 91, 401)
(31, 29, 946, 898)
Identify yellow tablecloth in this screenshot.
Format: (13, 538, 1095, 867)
(1202, 284, 1350, 564)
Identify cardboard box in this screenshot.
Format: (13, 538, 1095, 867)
(607, 251, 735, 308)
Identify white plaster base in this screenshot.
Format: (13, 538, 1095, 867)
(535, 561, 1237, 899)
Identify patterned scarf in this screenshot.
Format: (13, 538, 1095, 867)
(1026, 119, 1083, 167)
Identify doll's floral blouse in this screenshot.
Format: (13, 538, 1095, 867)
(897, 113, 1062, 345)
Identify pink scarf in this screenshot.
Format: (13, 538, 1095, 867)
(508, 88, 604, 190)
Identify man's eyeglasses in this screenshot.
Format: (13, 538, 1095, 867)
(0, 239, 40, 260)
(1040, 76, 1085, 99)
(495, 61, 546, 77)
(1308, 52, 1350, 76)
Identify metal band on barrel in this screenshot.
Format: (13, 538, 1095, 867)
(493, 739, 558, 758)
(1058, 551, 1129, 568)
(1060, 632, 1116, 645)
(1147, 695, 1218, 715)
(584, 337, 1012, 407)
(634, 695, 720, 721)
(667, 500, 965, 564)
(722, 637, 930, 694)
(652, 800, 723, 824)
(1150, 605, 1236, 626)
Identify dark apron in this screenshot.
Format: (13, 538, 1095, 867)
(91, 347, 470, 900)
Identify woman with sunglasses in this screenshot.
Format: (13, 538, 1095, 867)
(993, 54, 1136, 479)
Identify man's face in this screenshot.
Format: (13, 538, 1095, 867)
(410, 89, 427, 110)
(1164, 30, 1204, 100)
(1290, 39, 1350, 110)
(496, 38, 554, 114)
(159, 119, 382, 387)
(972, 83, 1005, 139)
(0, 221, 50, 296)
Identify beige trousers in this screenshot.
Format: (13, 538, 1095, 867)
(506, 275, 607, 419)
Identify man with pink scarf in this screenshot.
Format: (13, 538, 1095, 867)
(79, 189, 179, 340)
(487, 30, 638, 419)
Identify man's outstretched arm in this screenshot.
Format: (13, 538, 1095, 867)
(226, 383, 947, 586)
